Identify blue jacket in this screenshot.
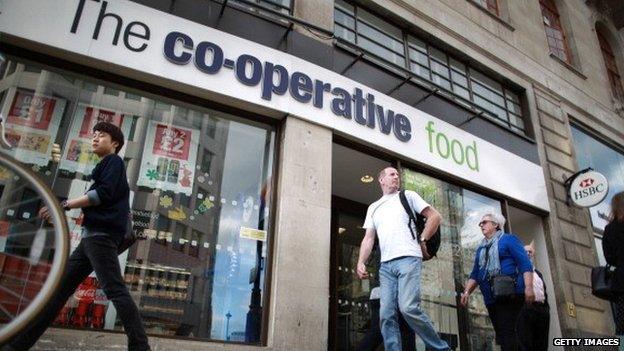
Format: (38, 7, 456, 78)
(469, 233, 533, 305)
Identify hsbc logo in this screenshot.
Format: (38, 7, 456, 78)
(568, 170, 609, 207)
(579, 178, 594, 188)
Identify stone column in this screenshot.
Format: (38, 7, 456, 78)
(267, 117, 332, 350)
(534, 86, 614, 337)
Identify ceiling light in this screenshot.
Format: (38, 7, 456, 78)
(361, 175, 373, 183)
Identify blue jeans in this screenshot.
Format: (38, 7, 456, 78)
(379, 256, 449, 351)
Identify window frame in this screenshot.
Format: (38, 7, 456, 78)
(334, 1, 528, 136)
(597, 30, 624, 101)
(539, 0, 572, 64)
(232, 0, 293, 15)
(0, 47, 282, 346)
(472, 0, 500, 16)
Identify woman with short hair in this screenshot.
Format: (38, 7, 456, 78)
(460, 212, 534, 351)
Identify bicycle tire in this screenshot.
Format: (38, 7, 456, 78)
(0, 152, 69, 345)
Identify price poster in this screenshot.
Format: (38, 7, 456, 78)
(4, 89, 66, 166)
(59, 104, 132, 174)
(137, 121, 199, 195)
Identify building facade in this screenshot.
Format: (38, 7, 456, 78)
(0, 0, 622, 350)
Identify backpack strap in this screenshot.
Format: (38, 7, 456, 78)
(399, 190, 420, 243)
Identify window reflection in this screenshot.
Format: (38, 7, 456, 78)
(401, 168, 501, 350)
(571, 125, 624, 231)
(0, 57, 275, 343)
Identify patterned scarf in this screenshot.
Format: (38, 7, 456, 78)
(478, 230, 504, 280)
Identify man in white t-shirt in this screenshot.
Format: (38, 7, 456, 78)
(356, 167, 449, 351)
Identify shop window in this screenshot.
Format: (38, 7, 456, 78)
(570, 125, 624, 232)
(334, 1, 529, 136)
(0, 56, 276, 344)
(596, 29, 624, 101)
(472, 0, 499, 16)
(205, 116, 218, 139)
(190, 230, 201, 257)
(103, 86, 120, 96)
(400, 169, 503, 350)
(173, 222, 188, 252)
(539, 0, 571, 63)
(125, 92, 142, 101)
(82, 81, 98, 92)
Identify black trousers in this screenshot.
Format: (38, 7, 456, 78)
(516, 303, 550, 351)
(356, 299, 416, 351)
(486, 298, 524, 351)
(611, 294, 624, 335)
(9, 236, 150, 351)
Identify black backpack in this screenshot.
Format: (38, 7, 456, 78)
(398, 190, 441, 261)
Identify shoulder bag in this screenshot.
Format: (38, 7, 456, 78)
(591, 265, 618, 301)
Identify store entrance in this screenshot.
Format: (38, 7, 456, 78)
(329, 143, 391, 351)
(329, 142, 518, 351)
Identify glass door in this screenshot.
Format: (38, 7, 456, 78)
(401, 168, 502, 351)
(331, 198, 377, 351)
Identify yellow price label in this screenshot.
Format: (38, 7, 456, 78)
(239, 227, 267, 241)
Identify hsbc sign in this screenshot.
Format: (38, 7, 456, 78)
(567, 170, 609, 208)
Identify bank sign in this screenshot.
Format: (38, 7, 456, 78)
(0, 0, 549, 211)
(568, 170, 609, 208)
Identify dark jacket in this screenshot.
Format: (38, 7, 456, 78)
(603, 220, 624, 292)
(82, 154, 130, 241)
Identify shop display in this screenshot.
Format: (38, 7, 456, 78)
(59, 104, 133, 174)
(137, 121, 199, 195)
(3, 89, 66, 166)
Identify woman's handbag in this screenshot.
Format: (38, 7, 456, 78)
(490, 275, 516, 300)
(591, 265, 618, 301)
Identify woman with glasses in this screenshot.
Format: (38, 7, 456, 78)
(460, 213, 534, 351)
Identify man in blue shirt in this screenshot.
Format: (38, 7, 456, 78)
(460, 212, 534, 351)
(8, 122, 150, 351)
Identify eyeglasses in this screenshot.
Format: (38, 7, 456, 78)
(478, 220, 494, 227)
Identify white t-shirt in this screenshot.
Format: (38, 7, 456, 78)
(363, 190, 430, 262)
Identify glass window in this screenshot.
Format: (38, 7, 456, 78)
(597, 30, 624, 100)
(333, 2, 406, 67)
(453, 85, 471, 100)
(401, 168, 502, 350)
(595, 236, 606, 266)
(0, 56, 276, 344)
(539, 0, 571, 63)
(472, 0, 499, 16)
(334, 1, 529, 135)
(571, 125, 624, 232)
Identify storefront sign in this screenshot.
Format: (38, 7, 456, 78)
(566, 169, 609, 208)
(137, 120, 199, 195)
(0, 0, 550, 211)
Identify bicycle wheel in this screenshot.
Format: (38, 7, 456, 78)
(0, 152, 69, 345)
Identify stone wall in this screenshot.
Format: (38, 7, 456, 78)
(534, 86, 614, 337)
